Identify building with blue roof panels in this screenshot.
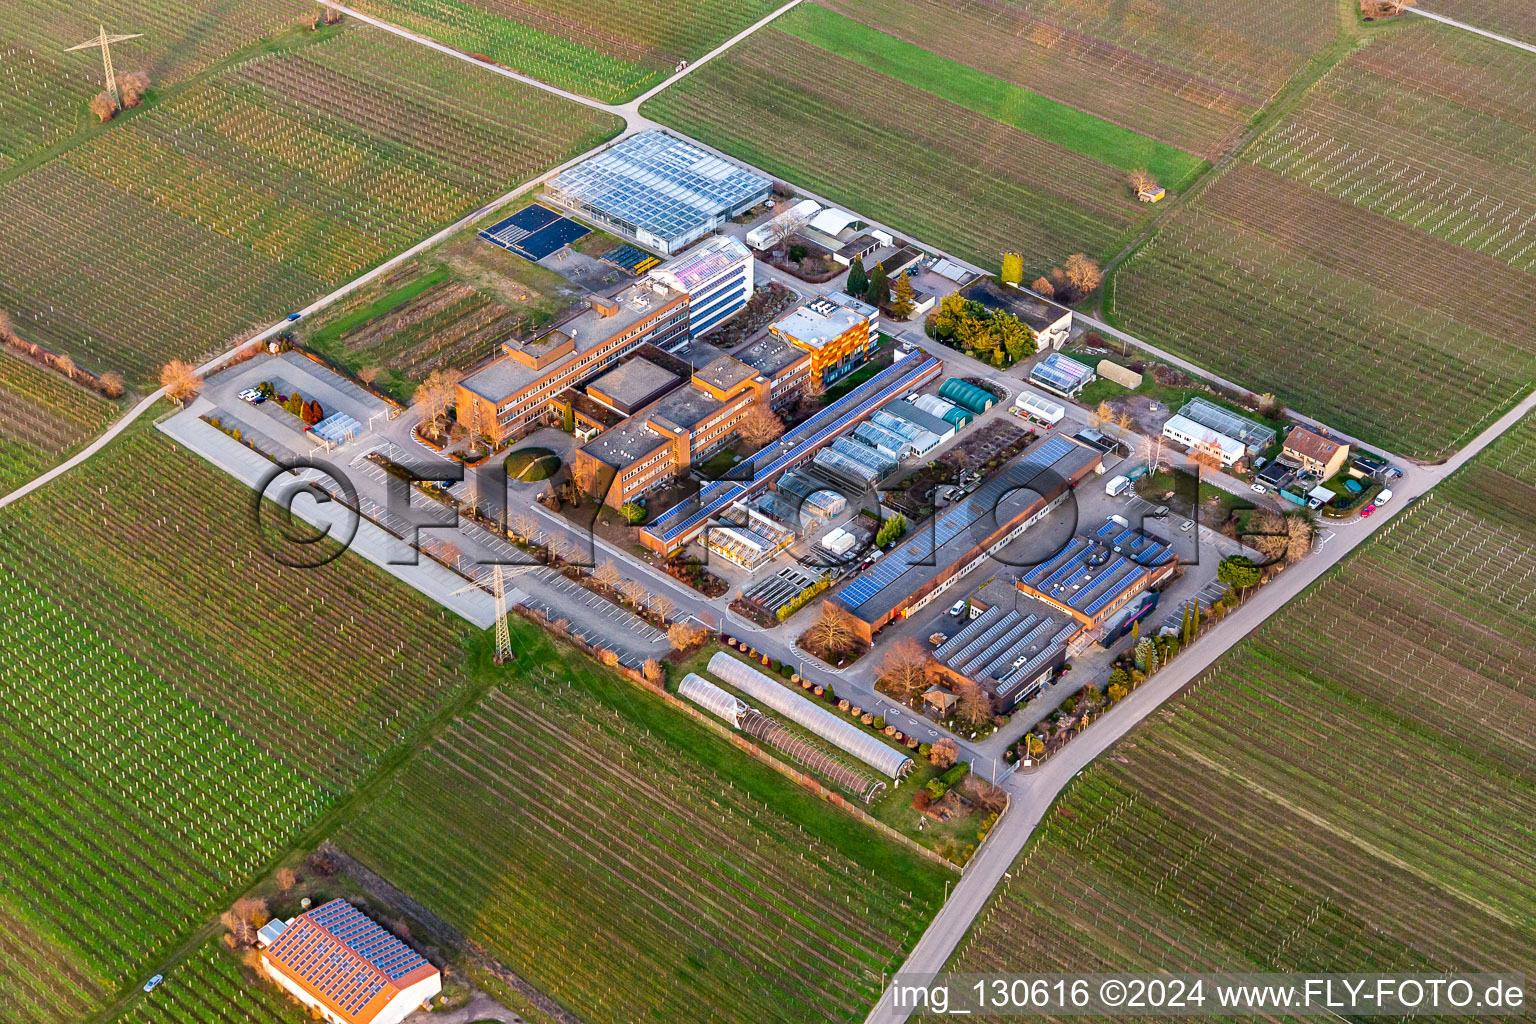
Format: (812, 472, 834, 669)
(543, 131, 770, 256)
(261, 899, 440, 1024)
(927, 577, 1086, 712)
(1015, 518, 1178, 629)
(647, 235, 755, 337)
(638, 350, 941, 554)
(829, 433, 1104, 641)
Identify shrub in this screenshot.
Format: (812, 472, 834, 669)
(939, 762, 970, 786)
(872, 715, 885, 731)
(926, 780, 948, 800)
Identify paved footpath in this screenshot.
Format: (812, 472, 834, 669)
(866, 384, 1536, 1023)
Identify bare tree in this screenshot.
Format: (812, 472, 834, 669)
(118, 71, 150, 108)
(804, 602, 859, 657)
(877, 637, 929, 701)
(100, 371, 125, 398)
(651, 594, 675, 622)
(642, 658, 665, 686)
(929, 737, 958, 768)
(593, 559, 623, 588)
(357, 364, 380, 386)
(1128, 168, 1160, 195)
(1189, 440, 1225, 473)
(954, 679, 993, 729)
(620, 579, 648, 607)
(159, 359, 203, 404)
(88, 91, 116, 122)
(1064, 254, 1103, 299)
(0, 310, 14, 343)
(1090, 401, 1113, 432)
(1115, 411, 1134, 440)
(735, 403, 785, 448)
(1030, 276, 1054, 299)
(274, 867, 297, 892)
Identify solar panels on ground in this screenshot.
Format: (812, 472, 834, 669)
(600, 244, 661, 274)
(480, 205, 590, 261)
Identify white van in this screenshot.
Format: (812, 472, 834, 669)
(1375, 488, 1393, 505)
(1104, 475, 1132, 497)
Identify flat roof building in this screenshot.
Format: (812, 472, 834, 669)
(831, 434, 1104, 640)
(648, 235, 755, 337)
(456, 279, 690, 444)
(543, 131, 770, 255)
(770, 292, 878, 386)
(1162, 413, 1246, 467)
(928, 578, 1085, 711)
(1015, 518, 1178, 630)
(261, 900, 440, 1024)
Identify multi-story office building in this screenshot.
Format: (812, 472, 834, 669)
(647, 235, 754, 337)
(768, 291, 879, 387)
(455, 279, 689, 445)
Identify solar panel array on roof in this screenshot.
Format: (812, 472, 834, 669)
(265, 900, 434, 1022)
(835, 434, 1082, 612)
(1020, 521, 1172, 619)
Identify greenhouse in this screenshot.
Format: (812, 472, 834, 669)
(707, 654, 913, 777)
(939, 378, 995, 414)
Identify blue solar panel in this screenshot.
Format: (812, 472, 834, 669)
(657, 482, 745, 543)
(836, 433, 1081, 611)
(479, 205, 589, 260)
(1083, 571, 1138, 617)
(1024, 537, 1088, 584)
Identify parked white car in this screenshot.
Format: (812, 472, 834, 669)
(1375, 488, 1393, 505)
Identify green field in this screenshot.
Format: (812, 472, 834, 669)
(0, 420, 474, 1022)
(779, 5, 1206, 186)
(939, 413, 1536, 1011)
(0, 350, 120, 493)
(642, 15, 1156, 276)
(1110, 22, 1536, 458)
(0, 20, 620, 385)
(107, 935, 310, 1024)
(343, 0, 775, 103)
(0, 0, 312, 165)
(339, 623, 947, 1024)
(819, 0, 1336, 159)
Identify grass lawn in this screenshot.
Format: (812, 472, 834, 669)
(779, 6, 1208, 187)
(505, 446, 560, 481)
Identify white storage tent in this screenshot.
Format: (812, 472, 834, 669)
(1012, 390, 1066, 426)
(679, 673, 750, 728)
(707, 653, 913, 778)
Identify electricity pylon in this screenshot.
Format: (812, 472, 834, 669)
(65, 25, 143, 109)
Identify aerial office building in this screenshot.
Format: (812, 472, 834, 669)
(648, 235, 755, 337)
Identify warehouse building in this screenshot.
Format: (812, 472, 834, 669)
(260, 900, 440, 1024)
(927, 578, 1086, 712)
(830, 434, 1104, 641)
(543, 131, 770, 255)
(647, 235, 755, 337)
(639, 350, 942, 553)
(1015, 518, 1178, 629)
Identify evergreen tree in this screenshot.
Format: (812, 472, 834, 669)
(845, 255, 868, 297)
(866, 262, 890, 308)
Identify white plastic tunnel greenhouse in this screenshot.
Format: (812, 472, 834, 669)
(706, 653, 914, 778)
(678, 673, 750, 728)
